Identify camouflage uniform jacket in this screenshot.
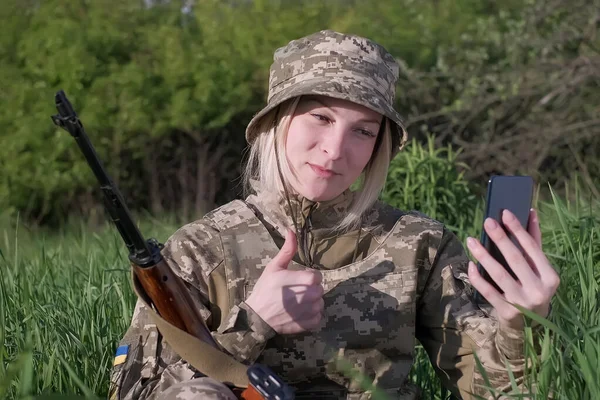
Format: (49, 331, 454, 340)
(110, 186, 532, 400)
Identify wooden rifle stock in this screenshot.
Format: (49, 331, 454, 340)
(133, 258, 268, 399)
(131, 259, 218, 346)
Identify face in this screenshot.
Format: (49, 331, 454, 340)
(285, 96, 383, 202)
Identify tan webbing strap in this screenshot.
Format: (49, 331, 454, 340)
(131, 274, 250, 388)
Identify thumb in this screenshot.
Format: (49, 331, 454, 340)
(266, 229, 297, 272)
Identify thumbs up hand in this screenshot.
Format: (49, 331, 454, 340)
(245, 229, 325, 334)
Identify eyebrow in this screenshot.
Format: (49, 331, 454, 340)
(305, 98, 382, 125)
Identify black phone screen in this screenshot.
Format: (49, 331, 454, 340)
(477, 175, 534, 295)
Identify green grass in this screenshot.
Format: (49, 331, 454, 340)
(0, 215, 176, 399)
(0, 182, 598, 399)
(467, 187, 599, 400)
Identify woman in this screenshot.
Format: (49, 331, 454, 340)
(109, 30, 559, 400)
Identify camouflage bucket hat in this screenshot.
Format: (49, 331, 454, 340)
(245, 30, 408, 157)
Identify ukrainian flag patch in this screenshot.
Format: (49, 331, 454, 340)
(113, 345, 129, 366)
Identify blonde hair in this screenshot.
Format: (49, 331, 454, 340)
(242, 96, 393, 233)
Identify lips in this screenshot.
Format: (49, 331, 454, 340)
(309, 163, 337, 178)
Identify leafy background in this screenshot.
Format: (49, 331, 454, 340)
(1, 0, 597, 226)
(0, 0, 599, 399)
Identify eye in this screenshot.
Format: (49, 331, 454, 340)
(311, 113, 330, 123)
(357, 128, 376, 138)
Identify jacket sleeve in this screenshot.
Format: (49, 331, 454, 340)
(161, 219, 276, 362)
(415, 227, 539, 400)
(108, 218, 276, 400)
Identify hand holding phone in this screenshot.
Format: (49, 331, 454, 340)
(476, 175, 534, 296)
(466, 175, 560, 330)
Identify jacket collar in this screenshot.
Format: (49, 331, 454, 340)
(245, 179, 355, 237)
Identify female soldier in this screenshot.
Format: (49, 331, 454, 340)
(109, 30, 559, 400)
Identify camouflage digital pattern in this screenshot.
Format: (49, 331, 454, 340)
(109, 182, 534, 400)
(109, 299, 239, 400)
(245, 30, 408, 156)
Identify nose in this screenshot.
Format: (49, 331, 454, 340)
(319, 127, 344, 160)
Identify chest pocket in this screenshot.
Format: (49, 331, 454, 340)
(318, 260, 417, 348)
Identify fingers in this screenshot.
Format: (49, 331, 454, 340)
(293, 311, 324, 332)
(283, 290, 324, 315)
(481, 216, 539, 287)
(307, 303, 325, 330)
(298, 298, 325, 330)
(278, 288, 325, 334)
(299, 280, 324, 300)
(467, 209, 560, 329)
(267, 229, 297, 271)
(501, 210, 558, 287)
(312, 297, 325, 316)
(467, 234, 521, 294)
(309, 280, 325, 299)
(467, 262, 520, 322)
(297, 269, 323, 286)
(468, 262, 505, 305)
(527, 208, 543, 249)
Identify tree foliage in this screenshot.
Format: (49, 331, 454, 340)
(0, 0, 596, 225)
(398, 0, 600, 192)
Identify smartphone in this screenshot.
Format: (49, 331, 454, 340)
(475, 175, 534, 301)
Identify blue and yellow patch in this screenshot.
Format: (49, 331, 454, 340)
(113, 344, 129, 366)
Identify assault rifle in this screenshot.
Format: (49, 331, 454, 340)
(51, 90, 294, 400)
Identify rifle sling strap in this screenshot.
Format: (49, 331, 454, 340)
(131, 272, 250, 388)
